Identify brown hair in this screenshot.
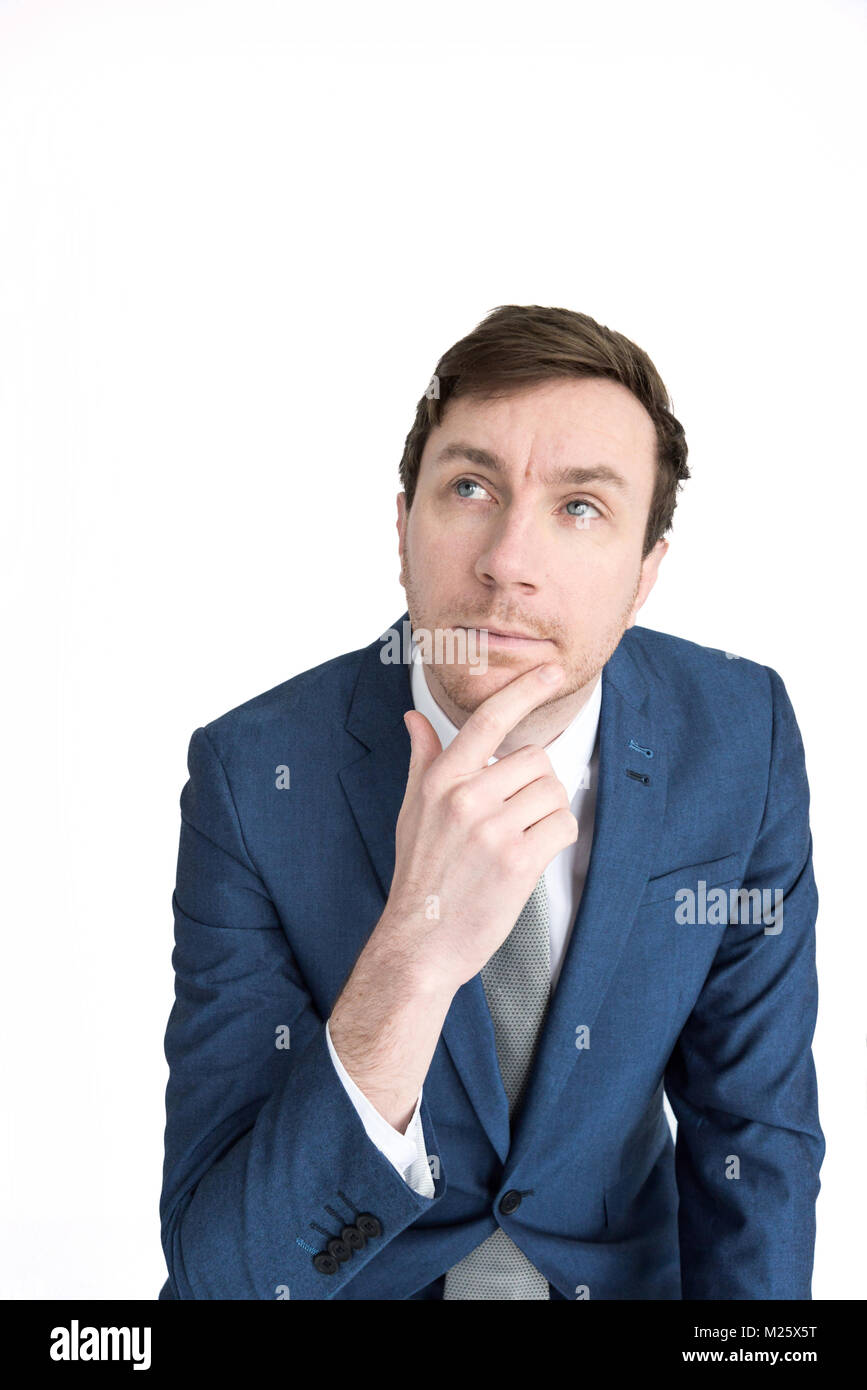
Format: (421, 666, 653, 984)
(398, 304, 689, 559)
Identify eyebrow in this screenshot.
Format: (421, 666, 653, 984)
(431, 442, 630, 492)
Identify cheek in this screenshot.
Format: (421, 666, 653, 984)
(405, 518, 458, 606)
(568, 533, 641, 588)
(556, 547, 619, 599)
(552, 554, 639, 630)
(412, 511, 476, 575)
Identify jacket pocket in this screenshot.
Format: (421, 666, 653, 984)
(637, 851, 743, 909)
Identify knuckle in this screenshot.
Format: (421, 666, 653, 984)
(540, 773, 568, 804)
(470, 706, 500, 738)
(448, 782, 477, 821)
(520, 744, 550, 774)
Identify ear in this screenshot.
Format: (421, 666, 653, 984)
(396, 492, 408, 584)
(626, 538, 668, 628)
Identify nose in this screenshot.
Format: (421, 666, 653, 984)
(473, 501, 545, 593)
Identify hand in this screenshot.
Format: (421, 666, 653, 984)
(382, 662, 578, 992)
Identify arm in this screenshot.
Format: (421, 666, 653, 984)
(159, 727, 443, 1301)
(325, 1021, 435, 1197)
(664, 666, 825, 1299)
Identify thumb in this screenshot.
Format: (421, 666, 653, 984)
(403, 709, 443, 783)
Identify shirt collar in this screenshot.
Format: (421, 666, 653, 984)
(410, 649, 602, 803)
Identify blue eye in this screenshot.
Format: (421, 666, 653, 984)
(454, 478, 488, 499)
(565, 498, 601, 520)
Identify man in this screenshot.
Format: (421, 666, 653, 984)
(159, 305, 824, 1299)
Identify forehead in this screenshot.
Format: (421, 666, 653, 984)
(428, 378, 658, 469)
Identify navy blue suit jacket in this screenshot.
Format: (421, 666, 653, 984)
(159, 617, 824, 1299)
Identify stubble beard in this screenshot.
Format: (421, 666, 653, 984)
(400, 546, 641, 721)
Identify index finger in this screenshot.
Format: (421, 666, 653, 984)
(440, 663, 565, 775)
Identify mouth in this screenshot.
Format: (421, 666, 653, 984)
(459, 625, 552, 648)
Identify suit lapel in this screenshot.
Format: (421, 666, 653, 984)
(338, 616, 415, 903)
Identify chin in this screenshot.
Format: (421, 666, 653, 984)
(434, 660, 542, 712)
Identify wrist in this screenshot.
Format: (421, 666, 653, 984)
(371, 906, 460, 1009)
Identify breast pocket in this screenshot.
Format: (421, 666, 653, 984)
(637, 851, 743, 909)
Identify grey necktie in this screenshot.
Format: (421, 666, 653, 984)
(442, 874, 552, 1299)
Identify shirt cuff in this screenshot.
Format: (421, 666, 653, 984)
(325, 1019, 434, 1195)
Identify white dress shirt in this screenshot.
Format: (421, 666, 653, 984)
(326, 648, 603, 1197)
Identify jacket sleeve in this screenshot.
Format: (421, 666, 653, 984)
(663, 666, 824, 1299)
(159, 726, 443, 1300)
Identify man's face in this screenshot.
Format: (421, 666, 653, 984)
(396, 376, 668, 722)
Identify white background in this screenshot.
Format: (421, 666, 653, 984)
(1, 0, 864, 1299)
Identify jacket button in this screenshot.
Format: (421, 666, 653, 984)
(342, 1224, 366, 1251)
(500, 1190, 522, 1215)
(312, 1251, 339, 1275)
(327, 1236, 352, 1262)
(356, 1212, 383, 1238)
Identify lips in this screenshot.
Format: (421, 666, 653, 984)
(460, 625, 550, 643)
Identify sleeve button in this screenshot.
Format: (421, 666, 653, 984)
(356, 1212, 383, 1238)
(342, 1224, 366, 1251)
(312, 1251, 339, 1275)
